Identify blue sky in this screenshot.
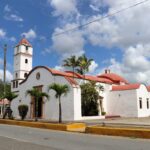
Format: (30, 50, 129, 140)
(0, 0, 150, 84)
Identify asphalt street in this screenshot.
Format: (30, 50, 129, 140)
(0, 124, 150, 150)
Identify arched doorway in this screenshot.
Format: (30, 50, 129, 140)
(30, 85, 44, 119)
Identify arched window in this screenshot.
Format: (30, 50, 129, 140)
(24, 73, 28, 78)
(25, 59, 28, 64)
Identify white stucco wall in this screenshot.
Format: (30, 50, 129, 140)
(14, 45, 33, 55)
(14, 45, 33, 79)
(11, 67, 82, 121)
(107, 89, 138, 117)
(136, 85, 150, 117)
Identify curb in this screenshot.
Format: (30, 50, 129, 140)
(67, 123, 86, 132)
(86, 126, 150, 139)
(0, 119, 86, 132)
(1, 119, 150, 139)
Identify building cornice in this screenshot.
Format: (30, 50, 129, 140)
(14, 52, 32, 57)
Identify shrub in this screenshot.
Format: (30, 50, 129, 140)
(18, 104, 28, 120)
(101, 111, 106, 116)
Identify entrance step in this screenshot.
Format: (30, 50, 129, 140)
(105, 115, 120, 119)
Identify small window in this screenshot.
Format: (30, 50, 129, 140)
(13, 81, 15, 88)
(139, 98, 142, 109)
(26, 46, 28, 51)
(25, 59, 28, 64)
(24, 73, 28, 78)
(16, 81, 18, 88)
(147, 98, 149, 109)
(15, 73, 18, 78)
(36, 72, 40, 80)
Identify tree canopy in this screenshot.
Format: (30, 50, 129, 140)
(0, 80, 11, 98)
(81, 82, 99, 116)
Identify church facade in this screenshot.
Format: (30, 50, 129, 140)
(11, 38, 150, 121)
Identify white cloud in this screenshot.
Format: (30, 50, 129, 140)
(89, 0, 106, 12)
(0, 28, 16, 42)
(100, 44, 150, 85)
(51, 23, 85, 58)
(0, 70, 13, 81)
(4, 5, 11, 12)
(85, 0, 150, 48)
(89, 4, 100, 12)
(0, 29, 6, 38)
(48, 0, 78, 17)
(49, 0, 150, 84)
(89, 61, 98, 74)
(4, 4, 23, 22)
(21, 29, 37, 40)
(9, 37, 16, 42)
(5, 14, 23, 22)
(54, 65, 65, 71)
(0, 58, 3, 65)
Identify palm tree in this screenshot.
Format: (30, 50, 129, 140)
(63, 55, 79, 78)
(48, 83, 69, 123)
(26, 88, 49, 121)
(2, 91, 18, 106)
(77, 54, 93, 79)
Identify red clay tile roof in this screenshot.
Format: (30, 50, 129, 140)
(98, 73, 128, 84)
(20, 66, 121, 85)
(65, 71, 83, 78)
(112, 83, 141, 91)
(16, 38, 32, 47)
(147, 86, 150, 92)
(85, 75, 113, 84)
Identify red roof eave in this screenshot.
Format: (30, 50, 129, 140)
(111, 83, 141, 91)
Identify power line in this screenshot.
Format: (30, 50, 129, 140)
(54, 0, 150, 36)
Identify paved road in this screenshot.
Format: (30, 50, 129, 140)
(0, 124, 150, 150)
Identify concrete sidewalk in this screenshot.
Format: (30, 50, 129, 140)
(80, 117, 150, 128)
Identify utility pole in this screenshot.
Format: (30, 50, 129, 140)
(3, 44, 7, 95)
(2, 44, 7, 114)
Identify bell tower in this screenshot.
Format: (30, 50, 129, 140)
(11, 38, 33, 91)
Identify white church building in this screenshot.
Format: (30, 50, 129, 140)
(11, 38, 150, 121)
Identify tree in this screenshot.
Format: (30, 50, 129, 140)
(77, 54, 93, 79)
(88, 82, 105, 115)
(63, 55, 79, 78)
(0, 81, 13, 115)
(2, 91, 18, 106)
(48, 83, 69, 123)
(81, 82, 99, 116)
(26, 88, 49, 121)
(0, 80, 11, 98)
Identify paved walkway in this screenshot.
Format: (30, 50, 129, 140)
(80, 117, 150, 128)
